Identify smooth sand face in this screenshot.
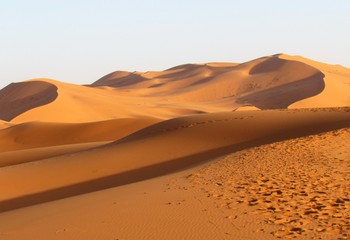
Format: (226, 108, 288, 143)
(0, 54, 349, 240)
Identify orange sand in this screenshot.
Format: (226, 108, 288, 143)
(0, 54, 349, 240)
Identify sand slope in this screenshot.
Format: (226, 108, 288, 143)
(0, 108, 349, 212)
(0, 127, 348, 240)
(279, 54, 350, 108)
(6, 78, 217, 123)
(0, 117, 160, 152)
(5, 79, 153, 123)
(0, 142, 108, 168)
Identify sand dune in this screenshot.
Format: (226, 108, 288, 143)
(1, 54, 349, 123)
(5, 79, 147, 123)
(0, 54, 349, 240)
(92, 55, 327, 108)
(0, 108, 349, 212)
(0, 118, 160, 152)
(6, 78, 218, 123)
(279, 54, 350, 108)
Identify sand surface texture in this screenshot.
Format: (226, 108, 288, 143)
(0, 54, 349, 239)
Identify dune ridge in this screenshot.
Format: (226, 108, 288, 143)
(279, 54, 350, 109)
(1, 54, 348, 123)
(0, 108, 349, 212)
(0, 142, 109, 168)
(0, 117, 160, 152)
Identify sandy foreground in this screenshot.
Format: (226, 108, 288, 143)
(0, 54, 349, 239)
(0, 122, 348, 240)
(0, 108, 349, 240)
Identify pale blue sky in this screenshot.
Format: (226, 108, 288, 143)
(1, 0, 349, 89)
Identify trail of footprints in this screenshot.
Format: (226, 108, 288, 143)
(187, 128, 350, 239)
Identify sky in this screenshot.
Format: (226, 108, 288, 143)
(1, 0, 349, 89)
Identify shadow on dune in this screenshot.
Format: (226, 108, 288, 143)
(0, 110, 349, 213)
(0, 81, 58, 121)
(0, 141, 267, 212)
(91, 72, 149, 88)
(160, 64, 235, 81)
(236, 72, 325, 109)
(249, 57, 287, 75)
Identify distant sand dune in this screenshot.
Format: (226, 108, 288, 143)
(2, 54, 349, 123)
(91, 54, 349, 112)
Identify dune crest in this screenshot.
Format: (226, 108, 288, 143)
(0, 108, 349, 212)
(0, 117, 160, 152)
(1, 54, 348, 123)
(279, 54, 350, 108)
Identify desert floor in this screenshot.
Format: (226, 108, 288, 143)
(0, 109, 349, 240)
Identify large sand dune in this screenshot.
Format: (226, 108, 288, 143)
(280, 54, 350, 108)
(1, 54, 349, 123)
(0, 54, 349, 240)
(0, 108, 349, 212)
